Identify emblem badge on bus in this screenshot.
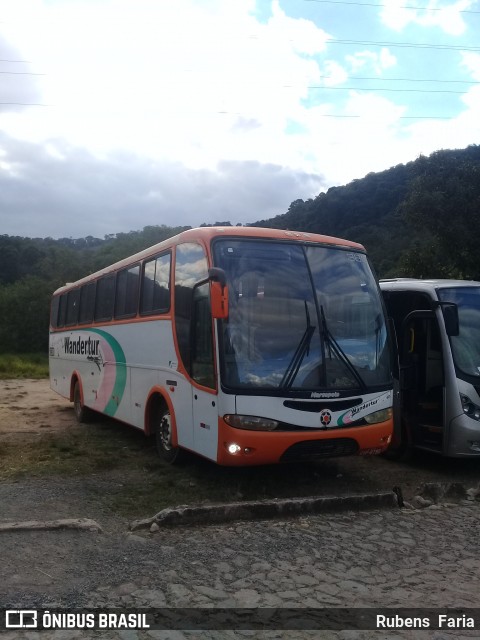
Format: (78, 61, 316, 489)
(320, 409, 332, 427)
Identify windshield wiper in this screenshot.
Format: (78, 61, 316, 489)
(280, 301, 316, 390)
(320, 305, 367, 392)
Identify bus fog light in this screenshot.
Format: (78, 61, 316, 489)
(364, 408, 393, 424)
(224, 414, 278, 431)
(468, 441, 480, 453)
(227, 443, 242, 455)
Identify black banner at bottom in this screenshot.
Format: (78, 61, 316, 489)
(1, 608, 479, 631)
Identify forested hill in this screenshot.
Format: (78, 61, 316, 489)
(1, 144, 479, 353)
(253, 144, 480, 278)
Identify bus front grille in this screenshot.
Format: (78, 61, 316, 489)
(280, 438, 359, 462)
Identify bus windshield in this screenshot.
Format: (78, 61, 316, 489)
(438, 286, 480, 379)
(213, 239, 391, 393)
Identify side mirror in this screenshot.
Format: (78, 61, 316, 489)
(441, 302, 459, 337)
(208, 268, 229, 319)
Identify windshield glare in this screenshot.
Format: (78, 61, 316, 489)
(438, 287, 480, 378)
(213, 239, 391, 393)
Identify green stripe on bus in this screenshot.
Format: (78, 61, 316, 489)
(86, 328, 127, 417)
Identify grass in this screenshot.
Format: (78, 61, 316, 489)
(0, 412, 358, 519)
(0, 356, 363, 519)
(0, 353, 49, 379)
(3, 408, 480, 520)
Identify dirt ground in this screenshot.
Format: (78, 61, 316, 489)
(0, 378, 73, 439)
(2, 378, 480, 515)
(2, 379, 480, 608)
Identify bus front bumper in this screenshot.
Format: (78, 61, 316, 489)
(216, 417, 392, 466)
(446, 414, 480, 457)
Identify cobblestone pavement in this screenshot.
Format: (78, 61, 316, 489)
(2, 501, 480, 640)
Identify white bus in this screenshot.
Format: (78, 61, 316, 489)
(380, 278, 480, 457)
(49, 226, 393, 466)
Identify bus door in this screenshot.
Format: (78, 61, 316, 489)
(400, 311, 445, 452)
(174, 243, 219, 461)
(190, 280, 218, 460)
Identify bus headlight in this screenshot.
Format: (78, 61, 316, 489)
(224, 414, 279, 431)
(364, 408, 393, 424)
(460, 395, 480, 421)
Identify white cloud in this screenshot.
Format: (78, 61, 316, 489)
(380, 0, 474, 36)
(461, 52, 480, 81)
(0, 132, 324, 237)
(0, 0, 479, 240)
(346, 48, 397, 75)
(322, 60, 349, 87)
(0, 0, 331, 173)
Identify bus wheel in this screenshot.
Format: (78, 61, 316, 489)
(73, 380, 93, 424)
(156, 408, 184, 464)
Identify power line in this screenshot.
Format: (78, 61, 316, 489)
(0, 103, 462, 120)
(0, 71, 45, 75)
(325, 38, 480, 52)
(320, 113, 452, 119)
(316, 75, 480, 84)
(0, 58, 31, 63)
(0, 102, 49, 106)
(304, 0, 480, 13)
(306, 85, 469, 93)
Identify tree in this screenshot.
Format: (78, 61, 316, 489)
(0, 277, 52, 353)
(399, 147, 480, 279)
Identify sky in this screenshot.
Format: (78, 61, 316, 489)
(0, 0, 479, 239)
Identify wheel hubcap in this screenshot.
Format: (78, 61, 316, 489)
(159, 414, 172, 451)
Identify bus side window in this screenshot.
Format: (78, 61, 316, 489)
(79, 281, 96, 324)
(50, 296, 60, 328)
(140, 253, 171, 315)
(65, 289, 80, 326)
(57, 293, 68, 328)
(192, 282, 215, 388)
(95, 275, 115, 322)
(115, 264, 140, 319)
(175, 243, 210, 380)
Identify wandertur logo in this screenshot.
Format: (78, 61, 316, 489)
(63, 337, 100, 356)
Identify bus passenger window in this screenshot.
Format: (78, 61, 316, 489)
(57, 294, 68, 328)
(115, 264, 140, 318)
(140, 253, 171, 315)
(65, 289, 80, 326)
(95, 275, 115, 321)
(50, 296, 60, 328)
(78, 282, 96, 324)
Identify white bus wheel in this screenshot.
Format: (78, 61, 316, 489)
(155, 408, 184, 464)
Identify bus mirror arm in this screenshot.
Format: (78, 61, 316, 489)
(208, 267, 226, 288)
(208, 268, 229, 319)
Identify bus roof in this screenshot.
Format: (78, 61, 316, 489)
(53, 226, 365, 295)
(379, 278, 480, 294)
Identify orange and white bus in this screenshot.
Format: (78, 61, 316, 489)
(49, 226, 393, 466)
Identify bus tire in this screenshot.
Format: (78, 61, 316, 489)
(73, 380, 93, 424)
(155, 407, 184, 464)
